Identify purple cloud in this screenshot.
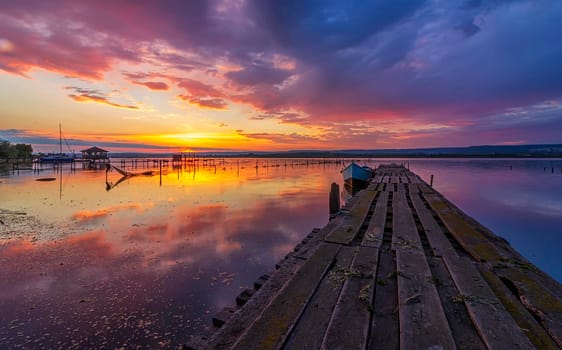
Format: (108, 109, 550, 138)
(1, 0, 562, 147)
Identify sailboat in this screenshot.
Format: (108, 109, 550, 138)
(40, 124, 76, 163)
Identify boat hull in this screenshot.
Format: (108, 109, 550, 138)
(342, 163, 372, 187)
(40, 156, 75, 163)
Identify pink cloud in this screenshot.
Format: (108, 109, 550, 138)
(0, 10, 140, 79)
(1, 0, 561, 149)
(122, 72, 169, 91)
(175, 78, 225, 98)
(133, 81, 169, 91)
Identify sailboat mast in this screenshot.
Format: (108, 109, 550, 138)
(59, 123, 62, 154)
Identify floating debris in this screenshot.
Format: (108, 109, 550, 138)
(35, 178, 56, 182)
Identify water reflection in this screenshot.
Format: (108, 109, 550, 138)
(0, 159, 344, 348)
(1, 158, 561, 348)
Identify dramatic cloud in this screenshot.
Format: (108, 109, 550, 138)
(175, 78, 225, 98)
(179, 95, 228, 110)
(0, 129, 179, 153)
(131, 81, 169, 91)
(65, 86, 138, 109)
(122, 72, 169, 90)
(249, 112, 306, 125)
(226, 62, 294, 87)
(1, 0, 562, 149)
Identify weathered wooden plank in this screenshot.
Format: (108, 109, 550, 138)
(232, 242, 342, 350)
(494, 267, 562, 348)
(361, 191, 388, 248)
(322, 246, 378, 350)
(390, 175, 399, 183)
(400, 175, 410, 183)
(392, 191, 456, 350)
(418, 181, 434, 193)
(294, 227, 338, 260)
(422, 188, 562, 348)
(411, 193, 536, 349)
(407, 173, 421, 183)
(395, 183, 405, 192)
(478, 264, 560, 350)
(325, 189, 377, 244)
(283, 247, 356, 350)
(206, 256, 306, 349)
(424, 192, 501, 262)
(423, 255, 487, 349)
(406, 182, 419, 193)
(368, 247, 399, 350)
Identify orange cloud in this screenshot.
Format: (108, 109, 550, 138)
(68, 93, 138, 109)
(178, 95, 228, 110)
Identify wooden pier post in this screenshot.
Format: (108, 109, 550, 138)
(430, 174, 434, 187)
(159, 160, 162, 186)
(329, 182, 340, 219)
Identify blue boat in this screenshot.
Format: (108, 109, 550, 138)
(341, 162, 373, 187)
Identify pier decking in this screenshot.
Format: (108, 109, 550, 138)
(194, 165, 562, 349)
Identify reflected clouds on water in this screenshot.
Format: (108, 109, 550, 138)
(1, 158, 561, 348)
(0, 160, 341, 348)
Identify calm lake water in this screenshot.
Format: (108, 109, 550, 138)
(1, 158, 561, 348)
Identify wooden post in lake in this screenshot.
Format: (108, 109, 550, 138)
(329, 182, 340, 219)
(430, 174, 434, 187)
(159, 160, 162, 186)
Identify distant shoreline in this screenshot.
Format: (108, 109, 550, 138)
(108, 143, 562, 159)
(105, 153, 562, 159)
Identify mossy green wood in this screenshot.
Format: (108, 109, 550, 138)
(424, 192, 501, 262)
(424, 191, 562, 348)
(411, 193, 538, 349)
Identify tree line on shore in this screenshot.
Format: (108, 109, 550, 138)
(0, 139, 33, 160)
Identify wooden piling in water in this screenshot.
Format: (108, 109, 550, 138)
(329, 182, 340, 219)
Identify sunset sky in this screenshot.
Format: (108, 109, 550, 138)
(1, 0, 561, 153)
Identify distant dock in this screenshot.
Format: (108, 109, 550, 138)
(191, 164, 561, 349)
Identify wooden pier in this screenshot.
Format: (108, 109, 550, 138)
(191, 165, 562, 349)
